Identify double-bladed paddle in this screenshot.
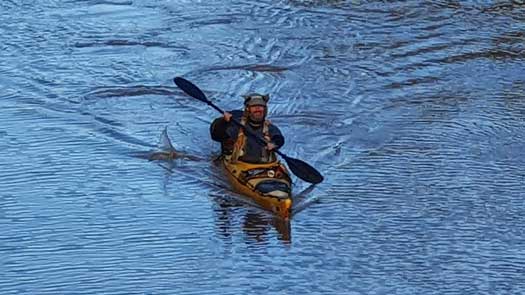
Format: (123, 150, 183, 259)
(173, 76, 324, 184)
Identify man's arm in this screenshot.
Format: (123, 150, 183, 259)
(210, 110, 244, 142)
(210, 117, 229, 142)
(269, 125, 284, 150)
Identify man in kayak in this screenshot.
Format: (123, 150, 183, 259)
(210, 93, 284, 163)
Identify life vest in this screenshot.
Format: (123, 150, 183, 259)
(231, 114, 275, 163)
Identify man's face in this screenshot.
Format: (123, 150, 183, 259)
(248, 105, 265, 122)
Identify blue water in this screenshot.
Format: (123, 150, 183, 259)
(1, 1, 525, 294)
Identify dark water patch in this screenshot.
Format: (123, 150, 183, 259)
(390, 43, 451, 60)
(479, 1, 525, 15)
(74, 39, 176, 49)
(188, 16, 240, 28)
(433, 49, 525, 64)
(82, 0, 133, 5)
(285, 0, 357, 9)
(199, 64, 292, 73)
(385, 76, 442, 89)
(493, 30, 525, 46)
(84, 85, 181, 100)
(432, 0, 525, 16)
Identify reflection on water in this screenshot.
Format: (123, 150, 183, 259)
(212, 196, 291, 245)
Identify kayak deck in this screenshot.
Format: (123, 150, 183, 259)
(221, 156, 293, 219)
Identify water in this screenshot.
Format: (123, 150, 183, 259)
(1, 1, 525, 294)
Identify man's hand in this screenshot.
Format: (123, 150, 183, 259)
(223, 112, 232, 122)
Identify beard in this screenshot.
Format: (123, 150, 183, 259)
(248, 107, 266, 123)
(249, 112, 265, 123)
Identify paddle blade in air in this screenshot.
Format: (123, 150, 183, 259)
(283, 155, 324, 184)
(174, 77, 208, 103)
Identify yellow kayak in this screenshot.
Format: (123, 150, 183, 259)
(221, 155, 293, 219)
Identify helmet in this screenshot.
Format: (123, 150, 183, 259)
(243, 93, 269, 107)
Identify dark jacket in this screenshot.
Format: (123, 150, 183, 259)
(210, 110, 284, 163)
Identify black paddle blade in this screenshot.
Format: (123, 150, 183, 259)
(174, 77, 208, 103)
(281, 154, 324, 184)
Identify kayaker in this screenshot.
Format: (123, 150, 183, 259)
(210, 93, 284, 163)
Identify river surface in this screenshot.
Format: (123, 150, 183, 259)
(1, 1, 525, 294)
